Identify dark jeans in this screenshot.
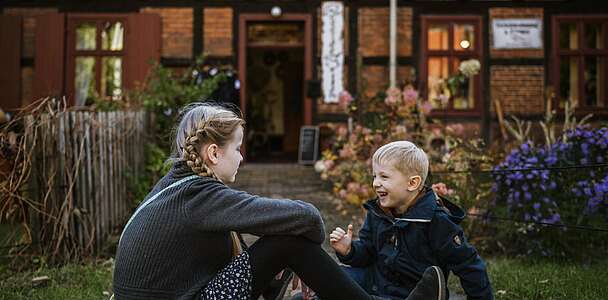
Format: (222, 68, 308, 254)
(247, 235, 375, 300)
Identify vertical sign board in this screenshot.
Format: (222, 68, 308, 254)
(298, 126, 319, 165)
(321, 1, 344, 103)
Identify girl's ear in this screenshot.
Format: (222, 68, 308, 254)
(406, 175, 422, 191)
(205, 143, 220, 165)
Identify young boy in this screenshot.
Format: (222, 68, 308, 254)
(330, 141, 493, 300)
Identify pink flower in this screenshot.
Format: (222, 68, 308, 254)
(373, 134, 383, 144)
(337, 125, 348, 137)
(439, 94, 449, 106)
(384, 87, 401, 106)
(403, 87, 418, 106)
(339, 146, 353, 158)
(421, 101, 433, 114)
(359, 186, 370, 196)
(323, 159, 335, 170)
(339, 189, 348, 198)
(347, 182, 360, 192)
(338, 91, 353, 110)
(447, 123, 465, 135)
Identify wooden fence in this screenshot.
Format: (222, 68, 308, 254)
(27, 111, 147, 256)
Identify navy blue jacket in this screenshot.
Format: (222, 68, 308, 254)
(337, 189, 493, 300)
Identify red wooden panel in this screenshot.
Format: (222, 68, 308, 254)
(0, 15, 22, 112)
(125, 13, 161, 90)
(33, 13, 65, 102)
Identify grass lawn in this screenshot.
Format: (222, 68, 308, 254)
(1, 257, 607, 299)
(0, 260, 113, 300)
(447, 257, 608, 299)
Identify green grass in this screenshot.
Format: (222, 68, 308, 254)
(448, 257, 608, 300)
(0, 261, 113, 300)
(1, 257, 607, 299)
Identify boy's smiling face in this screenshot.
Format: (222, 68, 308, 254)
(372, 160, 423, 215)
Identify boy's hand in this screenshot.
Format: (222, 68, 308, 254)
(330, 224, 353, 256)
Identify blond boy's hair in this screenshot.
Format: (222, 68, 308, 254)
(372, 141, 429, 186)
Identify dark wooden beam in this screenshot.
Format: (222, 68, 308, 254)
(193, 2, 202, 58)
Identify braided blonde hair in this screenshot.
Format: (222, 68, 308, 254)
(173, 102, 245, 179)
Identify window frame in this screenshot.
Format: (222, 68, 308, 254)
(552, 15, 608, 112)
(66, 14, 128, 106)
(420, 15, 484, 117)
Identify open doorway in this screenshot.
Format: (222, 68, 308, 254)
(246, 47, 304, 161)
(239, 17, 312, 162)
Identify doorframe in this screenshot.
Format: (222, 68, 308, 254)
(238, 13, 313, 161)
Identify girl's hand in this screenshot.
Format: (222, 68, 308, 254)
(329, 224, 353, 256)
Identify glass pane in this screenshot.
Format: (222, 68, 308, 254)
(584, 23, 603, 49)
(584, 56, 604, 107)
(428, 57, 450, 109)
(452, 58, 475, 109)
(559, 56, 579, 108)
(454, 24, 475, 51)
(76, 23, 97, 50)
(247, 22, 304, 45)
(559, 23, 578, 50)
(428, 24, 449, 50)
(102, 21, 124, 51)
(75, 57, 96, 106)
(101, 57, 122, 100)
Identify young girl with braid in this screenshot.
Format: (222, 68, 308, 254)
(113, 102, 444, 300)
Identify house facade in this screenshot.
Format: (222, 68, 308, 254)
(1, 0, 607, 161)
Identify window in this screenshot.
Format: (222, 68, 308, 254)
(67, 16, 126, 106)
(421, 16, 482, 115)
(553, 16, 608, 110)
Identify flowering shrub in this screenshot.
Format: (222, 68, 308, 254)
(492, 126, 608, 257)
(318, 87, 429, 206)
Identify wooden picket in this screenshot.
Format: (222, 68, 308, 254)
(27, 111, 147, 254)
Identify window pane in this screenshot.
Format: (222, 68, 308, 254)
(584, 56, 604, 107)
(102, 21, 124, 51)
(452, 58, 475, 109)
(76, 23, 97, 50)
(75, 57, 96, 106)
(428, 25, 449, 50)
(454, 24, 475, 51)
(428, 57, 450, 109)
(101, 57, 122, 100)
(559, 56, 579, 108)
(584, 23, 603, 49)
(559, 23, 578, 50)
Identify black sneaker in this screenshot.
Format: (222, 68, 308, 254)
(406, 266, 446, 300)
(263, 269, 294, 300)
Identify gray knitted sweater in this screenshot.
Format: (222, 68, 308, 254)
(113, 161, 325, 299)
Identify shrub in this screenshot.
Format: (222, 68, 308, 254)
(492, 126, 608, 257)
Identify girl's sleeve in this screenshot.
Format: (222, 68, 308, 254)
(183, 179, 326, 244)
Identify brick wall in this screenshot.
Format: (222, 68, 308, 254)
(3, 8, 58, 58)
(491, 66, 545, 115)
(358, 7, 412, 57)
(204, 7, 232, 56)
(489, 8, 544, 58)
(140, 7, 192, 58)
(361, 65, 414, 99)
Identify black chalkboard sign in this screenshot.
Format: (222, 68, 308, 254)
(298, 126, 319, 165)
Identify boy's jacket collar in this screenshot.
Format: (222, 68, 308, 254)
(364, 189, 465, 224)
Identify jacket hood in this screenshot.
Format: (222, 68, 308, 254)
(363, 188, 465, 224)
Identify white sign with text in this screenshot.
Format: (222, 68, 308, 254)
(321, 1, 344, 103)
(492, 18, 543, 49)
